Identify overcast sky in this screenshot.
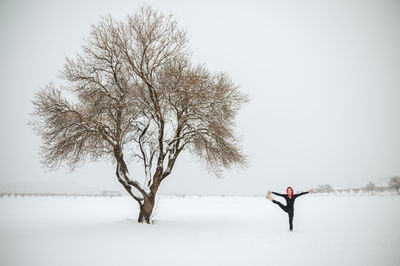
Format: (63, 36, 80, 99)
(0, 0, 399, 195)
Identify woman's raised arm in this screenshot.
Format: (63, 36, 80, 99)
(271, 191, 286, 197)
(294, 189, 313, 197)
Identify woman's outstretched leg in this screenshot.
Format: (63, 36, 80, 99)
(272, 200, 288, 213)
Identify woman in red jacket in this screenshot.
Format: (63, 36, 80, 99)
(266, 187, 313, 231)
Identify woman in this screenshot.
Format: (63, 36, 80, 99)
(266, 187, 313, 231)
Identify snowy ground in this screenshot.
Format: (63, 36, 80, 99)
(0, 195, 399, 266)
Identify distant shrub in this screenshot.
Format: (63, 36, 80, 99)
(388, 177, 400, 194)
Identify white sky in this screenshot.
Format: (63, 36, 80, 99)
(0, 0, 399, 195)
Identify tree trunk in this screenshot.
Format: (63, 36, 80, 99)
(138, 196, 155, 224)
(136, 167, 163, 224)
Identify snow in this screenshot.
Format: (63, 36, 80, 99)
(0, 195, 399, 266)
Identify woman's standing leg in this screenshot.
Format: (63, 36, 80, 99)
(288, 211, 294, 231)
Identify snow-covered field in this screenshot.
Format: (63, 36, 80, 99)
(0, 195, 399, 266)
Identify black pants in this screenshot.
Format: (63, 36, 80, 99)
(272, 200, 294, 230)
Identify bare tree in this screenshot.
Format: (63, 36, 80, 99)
(31, 6, 248, 223)
(365, 181, 376, 195)
(388, 176, 400, 194)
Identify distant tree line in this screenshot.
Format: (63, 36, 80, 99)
(312, 176, 400, 195)
(0, 190, 122, 198)
(313, 184, 334, 193)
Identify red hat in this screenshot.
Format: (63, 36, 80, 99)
(286, 187, 294, 198)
